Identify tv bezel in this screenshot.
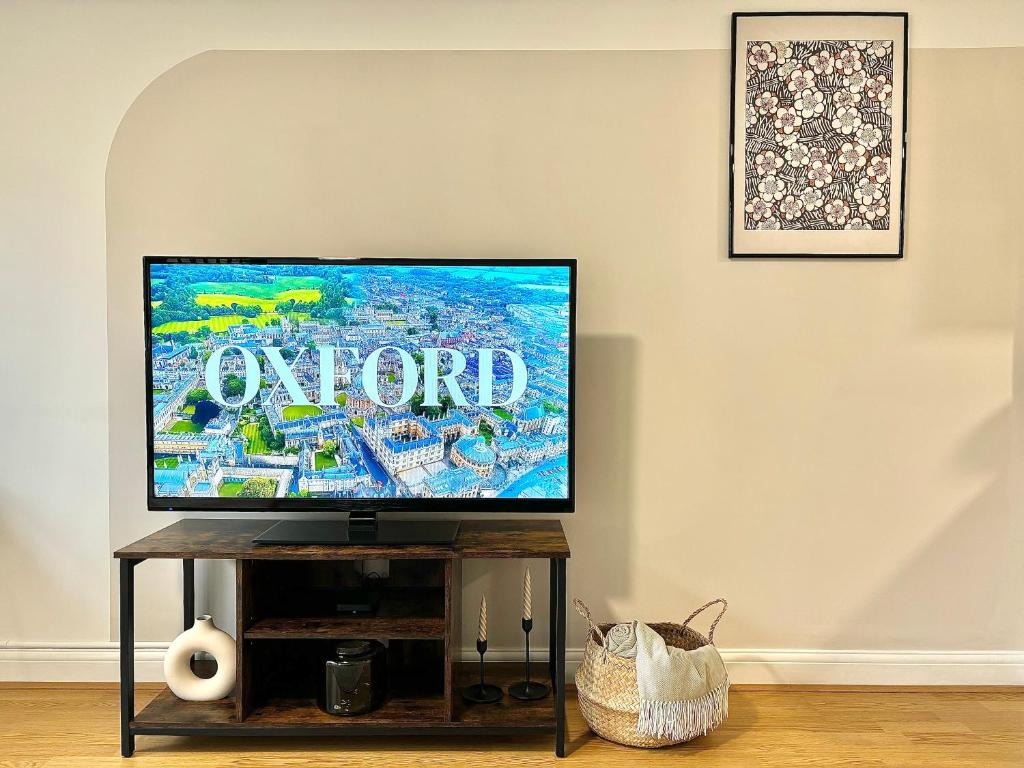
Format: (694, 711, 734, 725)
(144, 255, 576, 514)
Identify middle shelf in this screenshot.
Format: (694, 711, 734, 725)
(241, 558, 447, 641)
(245, 610, 445, 640)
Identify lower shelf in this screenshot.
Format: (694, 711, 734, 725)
(132, 663, 556, 735)
(134, 689, 446, 732)
(452, 662, 556, 728)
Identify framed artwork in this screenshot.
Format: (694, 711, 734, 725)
(729, 12, 908, 258)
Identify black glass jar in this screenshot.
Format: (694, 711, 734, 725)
(317, 640, 387, 716)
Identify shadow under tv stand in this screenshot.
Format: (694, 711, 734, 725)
(114, 518, 570, 758)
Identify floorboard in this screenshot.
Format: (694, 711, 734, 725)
(1, 683, 1022, 766)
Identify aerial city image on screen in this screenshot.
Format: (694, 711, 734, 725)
(149, 262, 571, 501)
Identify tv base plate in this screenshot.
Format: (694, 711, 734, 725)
(252, 519, 461, 546)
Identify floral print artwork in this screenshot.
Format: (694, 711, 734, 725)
(744, 40, 894, 231)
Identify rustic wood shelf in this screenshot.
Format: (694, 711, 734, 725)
(452, 662, 556, 729)
(244, 614, 446, 640)
(114, 519, 570, 560)
(244, 584, 446, 640)
(135, 691, 448, 732)
(116, 519, 569, 756)
(134, 664, 552, 734)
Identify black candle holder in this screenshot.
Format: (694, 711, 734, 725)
(460, 639, 503, 704)
(509, 617, 550, 701)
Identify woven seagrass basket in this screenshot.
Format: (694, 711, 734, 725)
(573, 598, 729, 748)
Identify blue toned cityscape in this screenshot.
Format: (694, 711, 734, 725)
(148, 261, 571, 501)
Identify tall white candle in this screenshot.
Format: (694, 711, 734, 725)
(478, 595, 487, 643)
(523, 568, 532, 620)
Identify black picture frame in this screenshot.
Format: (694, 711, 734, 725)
(728, 12, 909, 259)
(143, 255, 576, 515)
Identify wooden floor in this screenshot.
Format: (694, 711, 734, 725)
(2, 683, 1022, 767)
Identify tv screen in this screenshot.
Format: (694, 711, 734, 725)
(145, 257, 575, 512)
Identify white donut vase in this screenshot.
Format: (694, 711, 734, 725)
(163, 615, 236, 701)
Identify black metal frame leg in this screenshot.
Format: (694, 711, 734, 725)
(183, 559, 195, 631)
(119, 558, 141, 758)
(549, 559, 558, 691)
(183, 558, 196, 671)
(553, 558, 567, 758)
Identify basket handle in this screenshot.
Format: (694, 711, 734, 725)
(573, 598, 606, 647)
(682, 598, 728, 644)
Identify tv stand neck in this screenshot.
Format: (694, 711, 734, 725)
(251, 518, 461, 545)
(347, 510, 378, 532)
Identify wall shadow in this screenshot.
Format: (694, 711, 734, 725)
(563, 334, 638, 640)
(825, 401, 1024, 654)
(459, 333, 638, 653)
(823, 221, 1024, 655)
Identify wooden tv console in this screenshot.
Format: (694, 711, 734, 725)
(114, 519, 570, 757)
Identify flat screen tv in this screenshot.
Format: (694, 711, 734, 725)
(145, 257, 575, 520)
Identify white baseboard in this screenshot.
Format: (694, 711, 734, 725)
(470, 647, 1024, 686)
(716, 649, 1024, 686)
(3, 643, 1023, 685)
(0, 642, 170, 682)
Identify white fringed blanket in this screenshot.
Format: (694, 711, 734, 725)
(606, 621, 729, 741)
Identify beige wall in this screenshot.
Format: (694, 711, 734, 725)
(105, 47, 1024, 675)
(3, 0, 1024, 682)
